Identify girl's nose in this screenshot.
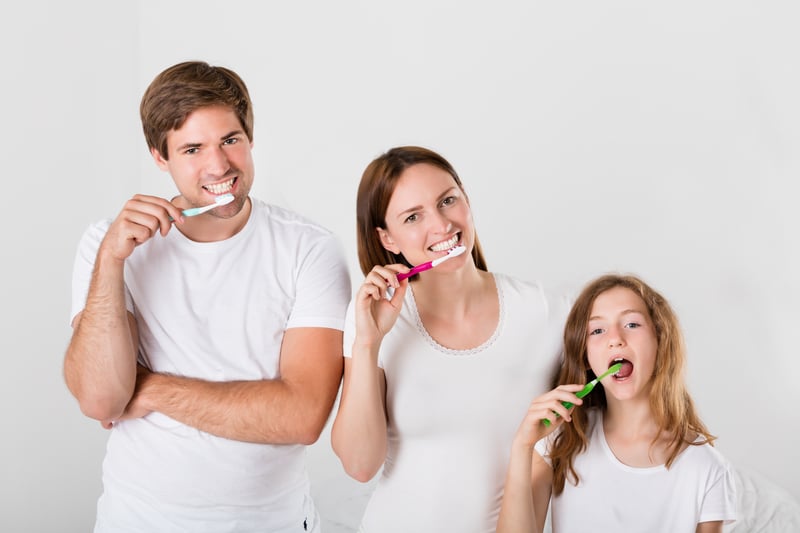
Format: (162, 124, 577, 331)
(607, 327, 625, 347)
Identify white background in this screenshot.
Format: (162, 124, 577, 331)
(2, 2, 798, 531)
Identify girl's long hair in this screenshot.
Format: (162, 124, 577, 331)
(550, 274, 716, 495)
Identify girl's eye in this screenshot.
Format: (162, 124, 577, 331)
(589, 328, 604, 336)
(625, 322, 641, 329)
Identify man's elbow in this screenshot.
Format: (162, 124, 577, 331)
(76, 395, 127, 423)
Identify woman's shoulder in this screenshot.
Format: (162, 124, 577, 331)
(492, 272, 572, 316)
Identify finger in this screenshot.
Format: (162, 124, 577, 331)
(127, 195, 181, 236)
(388, 279, 408, 307)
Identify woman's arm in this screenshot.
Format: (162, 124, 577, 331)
(331, 265, 408, 482)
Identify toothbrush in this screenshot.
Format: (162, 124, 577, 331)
(396, 245, 467, 281)
(176, 193, 235, 218)
(542, 362, 623, 426)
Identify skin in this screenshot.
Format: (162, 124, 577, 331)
(497, 287, 722, 533)
(63, 105, 343, 445)
(331, 163, 498, 481)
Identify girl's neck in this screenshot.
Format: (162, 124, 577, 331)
(603, 396, 678, 467)
(603, 398, 657, 439)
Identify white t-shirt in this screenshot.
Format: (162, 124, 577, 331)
(536, 409, 737, 532)
(71, 198, 351, 533)
(343, 273, 570, 533)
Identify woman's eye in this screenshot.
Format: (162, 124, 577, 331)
(404, 214, 418, 223)
(440, 196, 456, 207)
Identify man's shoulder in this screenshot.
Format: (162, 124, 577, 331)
(251, 198, 335, 238)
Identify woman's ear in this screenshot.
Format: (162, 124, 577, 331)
(376, 227, 401, 254)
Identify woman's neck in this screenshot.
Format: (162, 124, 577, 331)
(410, 264, 498, 350)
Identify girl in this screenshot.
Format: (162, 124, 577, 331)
(497, 274, 737, 533)
(331, 146, 570, 532)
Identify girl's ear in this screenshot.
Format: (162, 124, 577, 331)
(376, 227, 401, 254)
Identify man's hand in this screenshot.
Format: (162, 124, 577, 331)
(102, 194, 184, 262)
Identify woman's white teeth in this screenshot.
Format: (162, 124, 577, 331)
(203, 178, 235, 194)
(430, 234, 459, 252)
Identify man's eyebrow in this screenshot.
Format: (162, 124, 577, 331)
(175, 131, 244, 152)
(220, 130, 244, 140)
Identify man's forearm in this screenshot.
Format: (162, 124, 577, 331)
(64, 250, 138, 421)
(134, 372, 336, 445)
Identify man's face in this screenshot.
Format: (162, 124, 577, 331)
(151, 105, 254, 219)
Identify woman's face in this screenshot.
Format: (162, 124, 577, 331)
(377, 163, 473, 270)
(585, 286, 658, 403)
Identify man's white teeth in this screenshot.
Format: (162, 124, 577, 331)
(430, 234, 459, 252)
(204, 178, 235, 194)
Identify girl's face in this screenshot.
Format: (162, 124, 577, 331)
(585, 286, 658, 403)
(377, 163, 473, 270)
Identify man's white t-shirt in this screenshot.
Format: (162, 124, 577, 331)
(71, 198, 351, 532)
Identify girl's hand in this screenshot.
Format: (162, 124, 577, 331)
(353, 264, 410, 347)
(512, 384, 586, 449)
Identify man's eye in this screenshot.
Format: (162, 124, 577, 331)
(185, 147, 198, 155)
(223, 138, 238, 145)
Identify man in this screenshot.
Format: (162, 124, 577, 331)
(64, 61, 351, 532)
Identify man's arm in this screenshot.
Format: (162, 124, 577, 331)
(124, 326, 344, 444)
(64, 252, 140, 423)
(63, 195, 183, 423)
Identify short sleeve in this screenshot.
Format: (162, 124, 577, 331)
(699, 454, 738, 525)
(285, 232, 351, 331)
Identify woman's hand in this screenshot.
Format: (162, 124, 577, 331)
(354, 264, 410, 347)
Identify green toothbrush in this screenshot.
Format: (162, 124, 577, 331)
(542, 363, 623, 427)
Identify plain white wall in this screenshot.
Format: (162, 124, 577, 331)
(2, 1, 798, 531)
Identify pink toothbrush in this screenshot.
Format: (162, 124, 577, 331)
(396, 245, 467, 281)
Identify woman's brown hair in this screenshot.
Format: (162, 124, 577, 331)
(550, 274, 715, 495)
(355, 146, 487, 276)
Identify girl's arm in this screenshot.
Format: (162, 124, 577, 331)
(497, 444, 553, 533)
(696, 521, 723, 533)
(497, 385, 584, 532)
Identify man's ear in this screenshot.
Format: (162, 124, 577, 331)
(376, 227, 400, 254)
(150, 147, 169, 171)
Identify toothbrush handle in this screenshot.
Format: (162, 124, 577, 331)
(397, 262, 433, 281)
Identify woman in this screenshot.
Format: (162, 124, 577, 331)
(331, 146, 570, 532)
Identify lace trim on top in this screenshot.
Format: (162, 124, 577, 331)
(406, 273, 504, 356)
